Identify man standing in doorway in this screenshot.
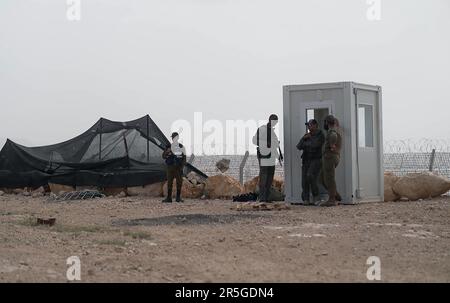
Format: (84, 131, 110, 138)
(252, 114, 280, 202)
(296, 119, 325, 205)
(319, 115, 342, 207)
(162, 132, 186, 203)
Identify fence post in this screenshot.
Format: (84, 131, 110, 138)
(429, 149, 436, 172)
(239, 151, 250, 185)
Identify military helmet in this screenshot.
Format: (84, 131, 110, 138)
(324, 115, 336, 125)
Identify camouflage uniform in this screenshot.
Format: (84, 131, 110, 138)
(320, 126, 342, 205)
(296, 129, 325, 204)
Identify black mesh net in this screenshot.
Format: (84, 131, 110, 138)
(0, 115, 206, 188)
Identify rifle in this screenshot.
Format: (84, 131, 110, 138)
(278, 145, 284, 167)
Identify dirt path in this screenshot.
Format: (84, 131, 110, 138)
(0, 194, 449, 282)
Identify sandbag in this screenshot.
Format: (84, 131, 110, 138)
(204, 175, 244, 199)
(128, 182, 164, 197)
(384, 172, 400, 202)
(393, 172, 450, 201)
(244, 176, 284, 193)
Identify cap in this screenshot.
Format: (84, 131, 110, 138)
(305, 119, 318, 126)
(171, 132, 179, 139)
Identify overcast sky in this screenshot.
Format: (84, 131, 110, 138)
(1, 0, 449, 152)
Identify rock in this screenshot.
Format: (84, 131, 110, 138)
(235, 202, 290, 211)
(187, 172, 203, 185)
(103, 187, 127, 196)
(216, 158, 231, 173)
(127, 182, 164, 197)
(204, 175, 244, 199)
(244, 176, 284, 193)
(49, 183, 74, 194)
(32, 192, 44, 198)
(12, 188, 24, 195)
(22, 191, 31, 197)
(384, 172, 400, 202)
(33, 186, 45, 194)
(163, 177, 204, 199)
(0, 190, 4, 196)
(116, 191, 127, 198)
(393, 172, 450, 201)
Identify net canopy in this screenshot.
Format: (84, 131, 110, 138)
(0, 115, 206, 188)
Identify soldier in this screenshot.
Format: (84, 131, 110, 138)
(162, 132, 186, 203)
(318, 115, 343, 207)
(252, 114, 281, 202)
(296, 119, 325, 205)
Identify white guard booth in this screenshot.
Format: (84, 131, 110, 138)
(283, 82, 384, 204)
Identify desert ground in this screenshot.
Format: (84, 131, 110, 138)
(0, 194, 449, 283)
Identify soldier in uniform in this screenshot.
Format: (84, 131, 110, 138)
(319, 115, 342, 207)
(162, 132, 186, 203)
(296, 119, 325, 205)
(252, 114, 280, 202)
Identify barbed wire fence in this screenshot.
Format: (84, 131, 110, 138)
(383, 139, 450, 178)
(190, 139, 450, 184)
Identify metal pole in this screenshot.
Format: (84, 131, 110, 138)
(429, 149, 436, 172)
(99, 119, 103, 160)
(188, 154, 195, 164)
(146, 115, 150, 162)
(239, 151, 250, 185)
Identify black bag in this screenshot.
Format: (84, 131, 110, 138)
(256, 125, 272, 159)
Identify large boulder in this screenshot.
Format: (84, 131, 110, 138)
(204, 175, 244, 199)
(49, 183, 74, 194)
(384, 172, 400, 202)
(393, 172, 450, 201)
(163, 177, 205, 199)
(186, 171, 204, 186)
(128, 182, 164, 197)
(244, 176, 284, 193)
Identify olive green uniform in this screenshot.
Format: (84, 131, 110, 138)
(321, 128, 342, 203)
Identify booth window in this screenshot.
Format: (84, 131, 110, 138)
(358, 104, 374, 148)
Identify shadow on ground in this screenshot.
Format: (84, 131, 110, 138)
(111, 213, 267, 227)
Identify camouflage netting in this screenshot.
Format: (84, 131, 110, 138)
(0, 115, 206, 188)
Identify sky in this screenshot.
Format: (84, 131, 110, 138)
(0, 0, 449, 153)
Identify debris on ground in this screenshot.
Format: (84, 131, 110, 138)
(232, 192, 258, 202)
(37, 217, 56, 226)
(234, 202, 290, 211)
(50, 190, 105, 201)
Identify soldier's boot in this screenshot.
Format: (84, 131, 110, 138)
(335, 192, 342, 202)
(162, 189, 173, 203)
(162, 196, 172, 203)
(302, 192, 312, 205)
(319, 199, 337, 207)
(312, 195, 321, 205)
(175, 193, 183, 203)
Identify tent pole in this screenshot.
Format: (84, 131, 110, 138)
(99, 119, 103, 160)
(146, 115, 150, 162)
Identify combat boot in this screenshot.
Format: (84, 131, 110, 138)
(175, 194, 184, 203)
(318, 199, 337, 207)
(162, 197, 172, 203)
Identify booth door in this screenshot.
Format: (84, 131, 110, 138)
(355, 89, 381, 200)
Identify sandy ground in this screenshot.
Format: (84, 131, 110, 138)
(0, 194, 449, 283)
